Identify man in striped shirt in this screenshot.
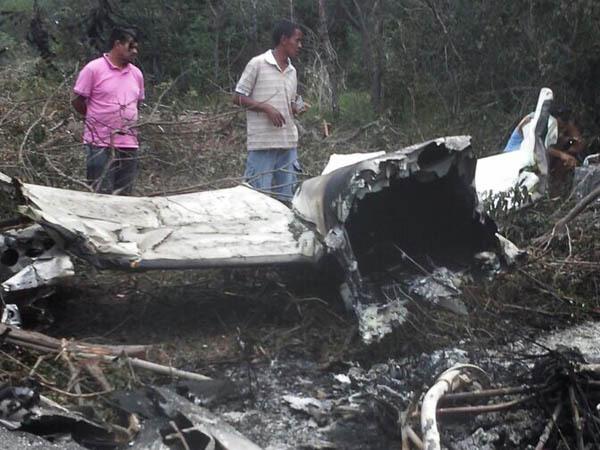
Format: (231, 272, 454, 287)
(233, 20, 305, 203)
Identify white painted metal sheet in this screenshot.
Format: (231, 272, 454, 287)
(17, 184, 322, 269)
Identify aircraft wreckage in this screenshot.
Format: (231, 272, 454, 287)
(0, 89, 555, 342)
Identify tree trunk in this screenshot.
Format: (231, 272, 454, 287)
(86, 0, 115, 52)
(370, 12, 384, 113)
(344, 0, 385, 114)
(317, 0, 339, 116)
(207, 1, 224, 82)
(249, 0, 259, 54)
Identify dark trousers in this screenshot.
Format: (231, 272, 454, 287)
(85, 145, 138, 195)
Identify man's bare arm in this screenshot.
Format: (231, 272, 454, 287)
(71, 95, 87, 116)
(233, 93, 286, 127)
(549, 146, 577, 168)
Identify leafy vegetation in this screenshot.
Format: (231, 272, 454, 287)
(1, 0, 600, 190)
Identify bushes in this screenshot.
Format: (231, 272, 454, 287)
(337, 91, 375, 127)
(3, 0, 600, 165)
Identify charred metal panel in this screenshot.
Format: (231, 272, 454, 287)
(292, 137, 499, 341)
(1, 225, 74, 294)
(293, 137, 474, 236)
(293, 136, 496, 302)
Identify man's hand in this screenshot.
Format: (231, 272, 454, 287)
(264, 104, 286, 127)
(71, 95, 87, 116)
(559, 152, 577, 168)
(233, 93, 285, 127)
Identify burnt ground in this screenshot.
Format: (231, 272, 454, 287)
(6, 190, 597, 450)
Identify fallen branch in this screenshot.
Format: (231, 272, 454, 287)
(1, 324, 212, 382)
(517, 268, 577, 306)
(148, 175, 245, 197)
(412, 394, 543, 419)
(504, 304, 571, 317)
(534, 402, 563, 450)
(436, 394, 538, 415)
(166, 421, 192, 450)
(439, 384, 545, 403)
(569, 385, 585, 450)
(401, 393, 421, 450)
(42, 150, 93, 191)
(37, 379, 113, 398)
(0, 217, 31, 231)
(18, 77, 69, 167)
(404, 425, 424, 450)
(575, 363, 600, 373)
(111, 355, 211, 382)
(0, 324, 150, 357)
(549, 170, 593, 220)
(536, 185, 600, 247)
(84, 360, 113, 391)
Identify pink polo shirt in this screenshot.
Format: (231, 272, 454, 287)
(74, 54, 144, 148)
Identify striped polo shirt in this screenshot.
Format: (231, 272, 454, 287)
(235, 50, 298, 150)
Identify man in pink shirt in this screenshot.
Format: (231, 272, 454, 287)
(72, 27, 144, 195)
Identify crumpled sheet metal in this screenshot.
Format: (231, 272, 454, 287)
(0, 383, 261, 450)
(0, 171, 13, 193)
(572, 153, 600, 201)
(292, 136, 487, 343)
(475, 87, 552, 205)
(1, 225, 75, 293)
(122, 387, 263, 450)
(13, 183, 322, 270)
(1, 136, 482, 277)
(0, 135, 522, 345)
(0, 384, 116, 449)
(321, 151, 386, 175)
(1, 249, 74, 292)
(292, 135, 475, 238)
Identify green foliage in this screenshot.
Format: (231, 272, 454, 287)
(482, 185, 531, 221)
(338, 91, 375, 127)
(0, 31, 17, 50)
(3, 0, 600, 148)
(479, 186, 538, 246)
(0, 0, 33, 12)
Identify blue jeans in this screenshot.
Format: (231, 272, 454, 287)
(503, 129, 523, 152)
(85, 145, 138, 195)
(244, 148, 300, 201)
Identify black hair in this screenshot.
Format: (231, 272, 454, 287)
(107, 27, 138, 50)
(272, 19, 300, 46)
(549, 103, 572, 122)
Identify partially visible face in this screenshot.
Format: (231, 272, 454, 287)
(282, 28, 303, 59)
(115, 36, 139, 63)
